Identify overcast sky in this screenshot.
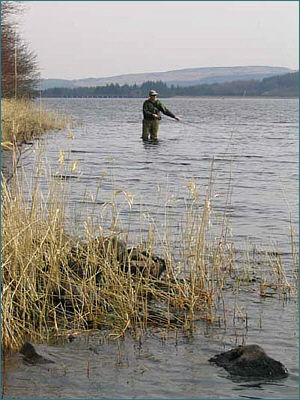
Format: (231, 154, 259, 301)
(20, 1, 299, 79)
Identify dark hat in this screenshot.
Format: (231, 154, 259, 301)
(149, 90, 158, 96)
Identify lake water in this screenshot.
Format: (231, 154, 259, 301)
(2, 97, 299, 399)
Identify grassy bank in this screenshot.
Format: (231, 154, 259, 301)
(1, 99, 69, 147)
(1, 151, 298, 353)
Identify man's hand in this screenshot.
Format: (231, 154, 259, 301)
(174, 116, 181, 121)
(152, 114, 159, 119)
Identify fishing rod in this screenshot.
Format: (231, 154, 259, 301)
(177, 120, 201, 129)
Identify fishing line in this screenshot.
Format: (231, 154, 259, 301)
(177, 120, 201, 129)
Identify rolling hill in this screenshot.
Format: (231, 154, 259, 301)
(42, 71, 299, 98)
(40, 66, 295, 90)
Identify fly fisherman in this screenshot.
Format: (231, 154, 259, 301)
(142, 90, 181, 141)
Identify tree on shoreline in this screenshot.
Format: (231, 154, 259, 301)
(41, 72, 299, 98)
(1, 1, 39, 98)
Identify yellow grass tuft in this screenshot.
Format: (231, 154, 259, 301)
(1, 98, 69, 145)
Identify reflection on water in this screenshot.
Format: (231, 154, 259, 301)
(2, 98, 298, 399)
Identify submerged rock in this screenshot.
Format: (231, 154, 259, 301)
(20, 342, 54, 365)
(209, 344, 288, 379)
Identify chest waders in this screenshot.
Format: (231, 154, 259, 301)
(142, 119, 160, 141)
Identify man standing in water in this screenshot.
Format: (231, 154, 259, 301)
(142, 90, 181, 141)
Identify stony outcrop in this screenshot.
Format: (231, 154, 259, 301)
(20, 342, 54, 365)
(48, 236, 168, 321)
(67, 236, 166, 280)
(33, 234, 169, 328)
(209, 344, 288, 379)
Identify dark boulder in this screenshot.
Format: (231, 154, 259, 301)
(92, 236, 167, 279)
(124, 248, 166, 279)
(49, 236, 167, 315)
(209, 344, 288, 379)
(20, 342, 54, 365)
(69, 236, 166, 280)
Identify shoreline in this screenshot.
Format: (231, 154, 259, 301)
(39, 95, 299, 99)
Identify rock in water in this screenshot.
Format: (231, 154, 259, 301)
(125, 248, 166, 279)
(20, 342, 54, 365)
(209, 344, 288, 379)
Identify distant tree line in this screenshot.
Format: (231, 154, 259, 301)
(41, 72, 299, 98)
(1, 1, 39, 98)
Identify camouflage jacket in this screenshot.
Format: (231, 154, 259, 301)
(143, 99, 175, 120)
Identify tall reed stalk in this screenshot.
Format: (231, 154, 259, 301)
(1, 148, 298, 352)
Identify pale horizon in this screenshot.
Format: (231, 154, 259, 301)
(20, 1, 299, 80)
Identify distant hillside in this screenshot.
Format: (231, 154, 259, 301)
(40, 66, 294, 90)
(40, 79, 76, 89)
(258, 72, 299, 97)
(42, 72, 299, 98)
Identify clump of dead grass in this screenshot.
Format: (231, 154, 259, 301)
(1, 150, 298, 352)
(1, 98, 69, 147)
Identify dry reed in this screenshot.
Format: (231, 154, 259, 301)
(1, 98, 69, 146)
(1, 148, 298, 353)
